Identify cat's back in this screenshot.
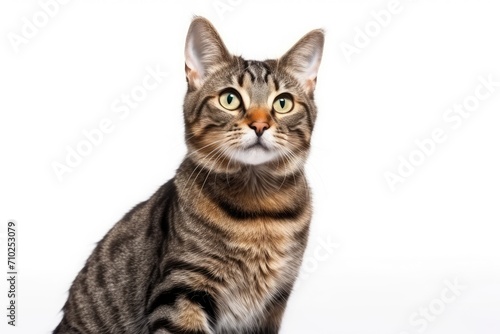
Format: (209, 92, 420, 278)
(55, 180, 176, 334)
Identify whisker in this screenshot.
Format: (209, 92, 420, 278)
(199, 144, 233, 196)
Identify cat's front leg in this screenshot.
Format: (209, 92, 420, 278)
(147, 289, 215, 334)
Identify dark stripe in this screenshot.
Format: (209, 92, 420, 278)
(148, 286, 217, 326)
(190, 242, 248, 274)
(192, 95, 214, 123)
(123, 256, 140, 319)
(246, 68, 256, 82)
(94, 263, 106, 289)
(195, 165, 299, 192)
(243, 61, 257, 82)
(108, 234, 135, 260)
(89, 302, 108, 330)
(148, 286, 190, 312)
(254, 327, 280, 334)
(145, 180, 177, 269)
(162, 260, 223, 283)
(150, 318, 206, 334)
(294, 223, 310, 243)
(261, 62, 272, 83)
(157, 179, 177, 236)
(273, 77, 280, 90)
(145, 203, 156, 238)
(290, 127, 306, 140)
(271, 285, 292, 305)
(188, 209, 229, 238)
(238, 72, 245, 86)
(216, 197, 305, 220)
(297, 101, 313, 130)
(144, 266, 161, 313)
(145, 217, 155, 239)
(199, 122, 224, 138)
(101, 287, 125, 332)
(261, 61, 272, 74)
(78, 270, 107, 330)
(191, 165, 305, 220)
(188, 290, 217, 327)
(92, 262, 126, 333)
(175, 224, 248, 274)
(166, 212, 182, 243)
(68, 298, 92, 334)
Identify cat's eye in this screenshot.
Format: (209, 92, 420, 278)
(219, 89, 242, 111)
(272, 94, 294, 114)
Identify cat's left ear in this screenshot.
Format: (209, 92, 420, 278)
(280, 29, 325, 93)
(185, 17, 232, 89)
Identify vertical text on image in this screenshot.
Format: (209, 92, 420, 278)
(6, 221, 18, 326)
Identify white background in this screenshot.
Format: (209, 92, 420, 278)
(1, 0, 500, 333)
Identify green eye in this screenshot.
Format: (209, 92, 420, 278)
(219, 90, 241, 110)
(273, 94, 294, 114)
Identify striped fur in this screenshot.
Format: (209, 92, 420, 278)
(55, 17, 324, 334)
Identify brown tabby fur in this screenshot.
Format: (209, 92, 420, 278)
(54, 17, 324, 334)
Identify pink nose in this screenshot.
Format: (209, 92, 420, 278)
(249, 122, 269, 137)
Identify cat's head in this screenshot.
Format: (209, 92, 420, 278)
(183, 17, 324, 173)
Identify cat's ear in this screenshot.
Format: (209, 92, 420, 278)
(279, 29, 325, 93)
(185, 17, 232, 89)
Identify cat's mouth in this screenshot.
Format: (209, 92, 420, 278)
(245, 140, 270, 151)
(230, 138, 279, 165)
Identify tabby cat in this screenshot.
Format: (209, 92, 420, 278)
(54, 17, 324, 334)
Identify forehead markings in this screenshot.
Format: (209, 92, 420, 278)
(233, 60, 282, 110)
(238, 60, 274, 86)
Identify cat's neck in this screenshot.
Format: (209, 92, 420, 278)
(176, 157, 309, 210)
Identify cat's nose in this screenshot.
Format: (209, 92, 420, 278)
(246, 107, 271, 137)
(249, 122, 269, 137)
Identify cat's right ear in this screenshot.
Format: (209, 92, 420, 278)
(185, 17, 231, 89)
(279, 29, 325, 94)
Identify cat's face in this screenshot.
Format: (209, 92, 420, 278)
(183, 17, 324, 173)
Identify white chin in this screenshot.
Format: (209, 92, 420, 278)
(230, 147, 279, 165)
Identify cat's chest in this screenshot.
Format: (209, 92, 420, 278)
(215, 233, 298, 329)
